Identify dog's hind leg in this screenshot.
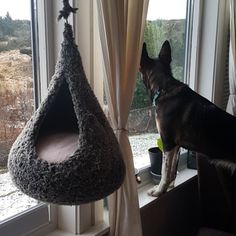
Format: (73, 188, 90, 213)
(148, 146, 180, 197)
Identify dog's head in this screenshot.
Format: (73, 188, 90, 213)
(139, 40, 172, 92)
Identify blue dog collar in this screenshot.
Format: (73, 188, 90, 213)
(152, 91, 161, 106)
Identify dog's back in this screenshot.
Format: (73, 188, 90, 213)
(140, 41, 236, 170)
(165, 84, 236, 167)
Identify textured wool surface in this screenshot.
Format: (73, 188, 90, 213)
(7, 23, 125, 205)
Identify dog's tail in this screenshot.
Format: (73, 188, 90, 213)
(198, 153, 236, 178)
(209, 159, 236, 175)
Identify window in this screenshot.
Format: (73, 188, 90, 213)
(0, 0, 39, 222)
(0, 0, 105, 234)
(0, 0, 228, 235)
(129, 0, 189, 169)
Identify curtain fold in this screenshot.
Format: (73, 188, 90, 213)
(226, 0, 236, 115)
(97, 1, 149, 235)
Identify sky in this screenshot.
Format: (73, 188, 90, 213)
(0, 0, 187, 21)
(0, 0, 31, 20)
(147, 0, 187, 20)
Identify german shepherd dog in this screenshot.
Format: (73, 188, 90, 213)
(139, 40, 236, 197)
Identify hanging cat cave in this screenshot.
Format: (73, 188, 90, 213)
(7, 1, 125, 205)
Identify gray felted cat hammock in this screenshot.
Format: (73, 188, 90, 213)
(7, 1, 125, 205)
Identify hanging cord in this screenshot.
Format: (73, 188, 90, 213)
(58, 0, 78, 22)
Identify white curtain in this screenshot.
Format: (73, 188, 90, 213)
(97, 0, 149, 235)
(226, 0, 236, 115)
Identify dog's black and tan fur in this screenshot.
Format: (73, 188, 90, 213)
(140, 40, 236, 197)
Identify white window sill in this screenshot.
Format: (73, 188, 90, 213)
(138, 168, 197, 208)
(45, 231, 74, 236)
(45, 221, 109, 236)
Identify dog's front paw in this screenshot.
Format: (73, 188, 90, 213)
(147, 185, 166, 197)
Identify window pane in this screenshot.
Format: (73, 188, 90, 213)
(0, 0, 38, 222)
(129, 0, 188, 169)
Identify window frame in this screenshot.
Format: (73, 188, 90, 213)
(0, 204, 54, 236)
(189, 0, 229, 104)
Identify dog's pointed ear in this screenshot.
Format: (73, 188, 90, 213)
(159, 40, 172, 65)
(140, 42, 150, 69)
(142, 42, 149, 59)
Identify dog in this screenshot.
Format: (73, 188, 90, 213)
(139, 40, 236, 197)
